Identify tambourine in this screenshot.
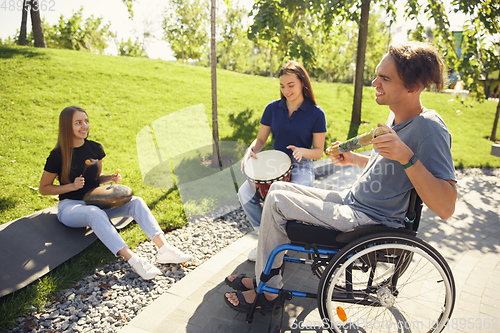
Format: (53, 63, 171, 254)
(83, 184, 133, 209)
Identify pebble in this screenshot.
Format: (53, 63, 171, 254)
(8, 208, 252, 333)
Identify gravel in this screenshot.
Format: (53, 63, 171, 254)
(8, 208, 253, 333)
(7, 167, 500, 333)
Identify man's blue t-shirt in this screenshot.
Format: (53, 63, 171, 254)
(260, 98, 327, 158)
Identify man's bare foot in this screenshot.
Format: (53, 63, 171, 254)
(225, 289, 277, 307)
(226, 274, 254, 290)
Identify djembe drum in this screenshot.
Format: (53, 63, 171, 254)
(243, 150, 293, 200)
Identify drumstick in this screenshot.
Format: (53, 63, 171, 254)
(82, 159, 92, 177)
(115, 169, 121, 183)
(326, 127, 391, 156)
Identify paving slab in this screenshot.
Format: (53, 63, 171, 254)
(120, 162, 500, 333)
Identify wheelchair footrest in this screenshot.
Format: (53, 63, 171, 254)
(260, 267, 282, 283)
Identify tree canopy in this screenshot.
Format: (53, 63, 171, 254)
(247, 0, 499, 131)
(42, 8, 114, 54)
(118, 37, 148, 57)
(405, 0, 499, 139)
(162, 0, 209, 63)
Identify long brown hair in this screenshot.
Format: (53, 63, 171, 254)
(55, 106, 87, 184)
(279, 61, 317, 105)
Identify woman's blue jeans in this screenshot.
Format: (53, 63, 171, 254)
(237, 157, 314, 231)
(57, 196, 163, 256)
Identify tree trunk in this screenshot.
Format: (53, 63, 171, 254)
(30, 1, 46, 47)
(18, 0, 28, 46)
(485, 73, 490, 98)
(210, 0, 222, 169)
(350, 0, 371, 127)
(490, 99, 500, 141)
(270, 48, 273, 78)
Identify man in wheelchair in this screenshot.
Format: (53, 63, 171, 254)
(224, 41, 457, 321)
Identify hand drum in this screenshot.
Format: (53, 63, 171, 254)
(83, 184, 133, 209)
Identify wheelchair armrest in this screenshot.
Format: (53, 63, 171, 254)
(336, 225, 416, 244)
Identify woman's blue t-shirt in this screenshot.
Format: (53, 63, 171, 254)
(260, 98, 327, 159)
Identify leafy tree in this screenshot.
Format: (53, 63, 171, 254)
(364, 11, 390, 84)
(118, 37, 148, 57)
(405, 0, 500, 140)
(43, 8, 114, 54)
(249, 0, 500, 137)
(297, 9, 386, 85)
(217, 1, 250, 71)
(122, 0, 135, 19)
(17, 0, 133, 49)
(162, 0, 209, 63)
(449, 0, 499, 141)
(248, 0, 321, 67)
(311, 20, 357, 83)
(248, 0, 396, 127)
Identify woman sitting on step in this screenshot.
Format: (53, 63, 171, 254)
(39, 106, 191, 280)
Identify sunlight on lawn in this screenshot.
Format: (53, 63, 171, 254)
(136, 104, 248, 222)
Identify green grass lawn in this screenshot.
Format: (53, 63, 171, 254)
(0, 44, 499, 330)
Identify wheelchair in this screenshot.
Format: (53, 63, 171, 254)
(246, 189, 456, 333)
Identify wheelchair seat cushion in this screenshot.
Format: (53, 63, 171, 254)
(286, 220, 417, 249)
(335, 225, 416, 244)
(286, 220, 345, 249)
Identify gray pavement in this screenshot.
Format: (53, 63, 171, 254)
(119, 161, 500, 333)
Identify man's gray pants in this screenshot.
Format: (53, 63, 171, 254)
(255, 182, 378, 291)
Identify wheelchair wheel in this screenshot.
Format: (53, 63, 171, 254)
(318, 233, 455, 333)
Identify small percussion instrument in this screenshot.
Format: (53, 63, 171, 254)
(326, 127, 391, 156)
(83, 184, 133, 209)
(243, 150, 293, 200)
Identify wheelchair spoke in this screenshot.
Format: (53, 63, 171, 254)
(318, 235, 455, 333)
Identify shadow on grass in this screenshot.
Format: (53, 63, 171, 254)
(223, 108, 261, 144)
(0, 196, 17, 215)
(148, 188, 177, 211)
(0, 45, 48, 60)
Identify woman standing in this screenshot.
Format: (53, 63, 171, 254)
(39, 106, 191, 280)
(238, 61, 327, 261)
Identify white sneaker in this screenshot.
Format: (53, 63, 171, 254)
(131, 257, 161, 280)
(157, 246, 192, 264)
(247, 247, 257, 262)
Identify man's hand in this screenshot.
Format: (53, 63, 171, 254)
(371, 124, 414, 165)
(328, 141, 371, 169)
